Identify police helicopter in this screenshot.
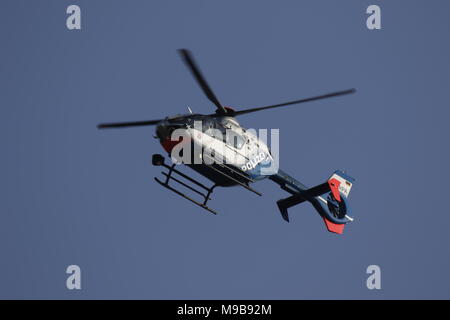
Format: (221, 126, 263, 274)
(98, 49, 356, 234)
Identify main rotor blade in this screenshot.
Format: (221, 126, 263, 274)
(227, 89, 356, 116)
(97, 119, 162, 129)
(178, 49, 227, 114)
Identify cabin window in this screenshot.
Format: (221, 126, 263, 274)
(226, 132, 245, 149)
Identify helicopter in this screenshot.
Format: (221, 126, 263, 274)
(98, 49, 356, 234)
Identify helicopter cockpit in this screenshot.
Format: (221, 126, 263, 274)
(202, 117, 247, 150)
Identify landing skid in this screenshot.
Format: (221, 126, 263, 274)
(152, 154, 218, 215)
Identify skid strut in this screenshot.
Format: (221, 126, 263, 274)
(152, 154, 218, 214)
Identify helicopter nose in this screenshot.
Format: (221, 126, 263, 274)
(155, 124, 170, 140)
(156, 122, 185, 140)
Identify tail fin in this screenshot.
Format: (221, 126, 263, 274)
(327, 170, 354, 202)
(323, 170, 355, 234)
(275, 170, 355, 234)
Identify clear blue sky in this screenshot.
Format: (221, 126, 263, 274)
(1, 0, 449, 298)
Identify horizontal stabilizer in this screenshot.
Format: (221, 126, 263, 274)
(276, 182, 330, 220)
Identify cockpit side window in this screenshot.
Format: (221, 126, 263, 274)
(202, 119, 246, 149)
(203, 119, 223, 141)
(226, 131, 245, 149)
